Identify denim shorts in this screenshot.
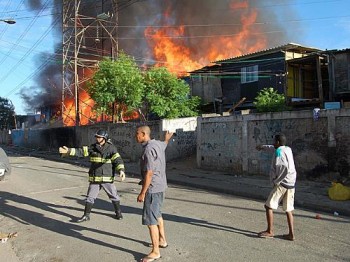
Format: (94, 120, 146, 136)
(142, 192, 164, 225)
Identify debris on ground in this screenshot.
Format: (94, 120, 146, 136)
(0, 232, 18, 243)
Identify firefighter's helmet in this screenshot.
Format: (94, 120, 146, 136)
(95, 130, 108, 140)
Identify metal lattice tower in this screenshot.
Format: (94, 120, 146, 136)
(62, 0, 118, 126)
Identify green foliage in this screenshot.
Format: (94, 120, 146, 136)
(88, 52, 200, 121)
(88, 52, 144, 122)
(253, 87, 287, 112)
(0, 97, 15, 129)
(143, 67, 200, 119)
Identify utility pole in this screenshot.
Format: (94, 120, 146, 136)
(62, 0, 119, 126)
(74, 0, 80, 126)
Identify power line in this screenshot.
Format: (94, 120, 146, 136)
(5, 58, 52, 97)
(9, 12, 350, 28)
(0, 0, 51, 67)
(0, 16, 60, 85)
(0, 0, 25, 41)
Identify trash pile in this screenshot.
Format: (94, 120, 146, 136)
(0, 232, 18, 243)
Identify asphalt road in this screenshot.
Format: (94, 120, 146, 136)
(0, 155, 349, 262)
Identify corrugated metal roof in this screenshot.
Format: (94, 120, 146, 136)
(213, 43, 322, 64)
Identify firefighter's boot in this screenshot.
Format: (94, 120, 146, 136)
(77, 202, 93, 223)
(113, 201, 123, 220)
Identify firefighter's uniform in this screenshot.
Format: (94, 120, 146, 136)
(65, 139, 125, 221)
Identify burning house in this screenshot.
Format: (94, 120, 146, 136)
(190, 44, 350, 113)
(19, 0, 305, 125)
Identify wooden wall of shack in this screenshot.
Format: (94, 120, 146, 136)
(328, 50, 350, 99)
(286, 54, 329, 108)
(220, 52, 286, 108)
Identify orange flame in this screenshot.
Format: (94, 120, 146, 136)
(63, 90, 101, 126)
(63, 68, 102, 126)
(64, 0, 266, 125)
(144, 26, 202, 76)
(63, 67, 139, 126)
(145, 0, 267, 75)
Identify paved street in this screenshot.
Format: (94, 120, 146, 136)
(0, 155, 349, 262)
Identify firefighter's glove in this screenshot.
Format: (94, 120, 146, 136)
(119, 170, 126, 182)
(59, 146, 69, 154)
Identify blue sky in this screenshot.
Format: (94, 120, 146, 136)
(0, 0, 349, 115)
(285, 0, 350, 49)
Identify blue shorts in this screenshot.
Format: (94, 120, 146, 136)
(142, 192, 164, 225)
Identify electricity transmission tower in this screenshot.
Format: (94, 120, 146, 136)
(62, 0, 118, 126)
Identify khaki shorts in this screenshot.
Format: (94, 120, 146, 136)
(265, 184, 295, 212)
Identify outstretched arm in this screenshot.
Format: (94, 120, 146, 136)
(58, 146, 89, 157)
(256, 144, 275, 152)
(164, 131, 174, 144)
(59, 146, 69, 154)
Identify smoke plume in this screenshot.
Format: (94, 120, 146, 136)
(20, 0, 301, 113)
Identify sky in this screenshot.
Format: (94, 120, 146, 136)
(0, 0, 349, 116)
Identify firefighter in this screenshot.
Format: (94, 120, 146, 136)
(59, 130, 126, 222)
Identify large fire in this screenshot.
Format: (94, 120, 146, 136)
(63, 90, 103, 126)
(145, 0, 267, 75)
(63, 68, 107, 126)
(144, 26, 202, 76)
(62, 68, 139, 126)
(63, 0, 267, 126)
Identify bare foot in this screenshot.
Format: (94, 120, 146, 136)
(258, 231, 274, 238)
(282, 234, 295, 241)
(148, 242, 168, 248)
(141, 252, 161, 262)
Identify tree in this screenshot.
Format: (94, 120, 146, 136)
(0, 97, 16, 129)
(88, 53, 144, 122)
(143, 67, 200, 119)
(253, 87, 288, 112)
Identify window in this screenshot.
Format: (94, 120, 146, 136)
(241, 65, 258, 83)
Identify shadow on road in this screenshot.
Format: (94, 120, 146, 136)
(67, 196, 258, 238)
(0, 191, 145, 261)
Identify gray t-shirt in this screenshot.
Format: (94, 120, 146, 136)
(140, 139, 168, 193)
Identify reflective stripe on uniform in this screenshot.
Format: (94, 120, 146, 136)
(69, 148, 76, 156)
(110, 153, 121, 161)
(90, 157, 112, 163)
(116, 164, 125, 170)
(89, 176, 114, 182)
(83, 146, 89, 157)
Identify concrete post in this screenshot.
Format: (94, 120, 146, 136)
(327, 114, 336, 147)
(241, 117, 248, 173)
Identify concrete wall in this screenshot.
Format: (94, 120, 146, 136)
(197, 109, 350, 178)
(11, 127, 76, 150)
(6, 110, 350, 179)
(0, 130, 11, 145)
(9, 117, 198, 162)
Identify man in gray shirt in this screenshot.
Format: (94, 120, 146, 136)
(136, 126, 173, 262)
